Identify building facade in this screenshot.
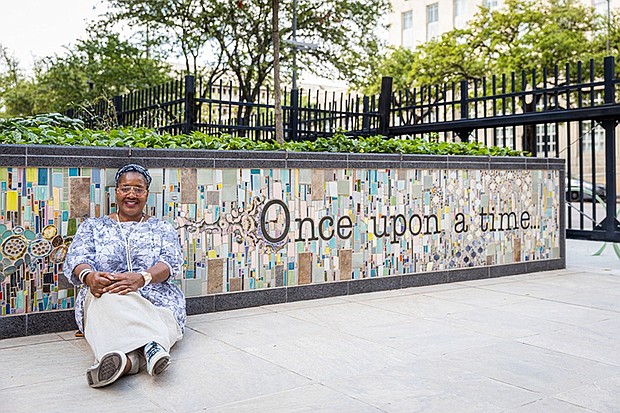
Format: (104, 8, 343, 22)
(388, 0, 619, 49)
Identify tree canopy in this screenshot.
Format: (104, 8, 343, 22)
(97, 0, 390, 102)
(362, 0, 617, 94)
(0, 34, 171, 117)
(2, 0, 389, 117)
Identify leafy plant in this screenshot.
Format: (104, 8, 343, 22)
(0, 115, 528, 157)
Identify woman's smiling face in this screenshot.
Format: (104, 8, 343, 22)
(115, 171, 149, 221)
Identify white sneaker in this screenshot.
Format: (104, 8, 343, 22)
(86, 351, 127, 388)
(144, 341, 170, 376)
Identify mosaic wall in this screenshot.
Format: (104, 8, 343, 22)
(0, 166, 560, 316)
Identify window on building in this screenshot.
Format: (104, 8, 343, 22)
(582, 121, 605, 152)
(454, 0, 467, 29)
(536, 123, 557, 155)
(495, 127, 514, 149)
(402, 10, 414, 48)
(483, 0, 498, 10)
(426, 3, 439, 41)
(593, 0, 608, 16)
(403, 10, 413, 29)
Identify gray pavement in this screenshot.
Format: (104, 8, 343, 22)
(1, 239, 619, 412)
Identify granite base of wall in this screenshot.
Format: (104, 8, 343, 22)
(0, 258, 565, 339)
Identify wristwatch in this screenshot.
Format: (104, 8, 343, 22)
(139, 271, 152, 287)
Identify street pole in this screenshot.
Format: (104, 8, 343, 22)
(290, 0, 299, 140)
(292, 0, 298, 92)
(606, 0, 611, 53)
(273, 0, 284, 144)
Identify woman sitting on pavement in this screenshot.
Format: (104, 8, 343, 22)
(63, 163, 185, 388)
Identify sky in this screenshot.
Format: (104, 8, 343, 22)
(0, 0, 347, 87)
(0, 0, 103, 70)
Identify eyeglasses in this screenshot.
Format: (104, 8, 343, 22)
(116, 186, 148, 197)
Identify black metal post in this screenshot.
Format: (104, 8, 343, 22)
(183, 75, 196, 135)
(602, 56, 618, 238)
(362, 96, 370, 132)
(378, 77, 392, 136)
(113, 95, 123, 126)
(290, 88, 299, 141)
(457, 80, 471, 142)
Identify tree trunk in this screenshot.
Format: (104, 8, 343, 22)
(272, 0, 284, 144)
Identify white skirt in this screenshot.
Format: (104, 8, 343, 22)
(83, 291, 183, 361)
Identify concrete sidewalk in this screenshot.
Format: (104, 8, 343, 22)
(1, 239, 619, 412)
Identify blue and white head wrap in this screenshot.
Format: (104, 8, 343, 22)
(115, 164, 152, 188)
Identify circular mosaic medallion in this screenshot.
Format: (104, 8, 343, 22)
(2, 236, 28, 260)
(50, 244, 68, 263)
(51, 235, 64, 248)
(12, 226, 25, 235)
(28, 238, 53, 259)
(42, 225, 58, 240)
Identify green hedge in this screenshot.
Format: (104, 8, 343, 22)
(0, 113, 528, 156)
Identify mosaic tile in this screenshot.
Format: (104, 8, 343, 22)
(0, 164, 561, 318)
(68, 177, 91, 218)
(180, 168, 197, 204)
(338, 249, 352, 281)
(207, 258, 224, 294)
(298, 252, 312, 285)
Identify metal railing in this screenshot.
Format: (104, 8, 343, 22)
(67, 56, 620, 242)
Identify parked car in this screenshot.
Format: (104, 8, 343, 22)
(566, 178, 606, 202)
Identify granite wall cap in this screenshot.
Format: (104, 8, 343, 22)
(285, 151, 352, 161)
(401, 154, 449, 164)
(25, 144, 131, 158)
(129, 157, 216, 169)
(347, 152, 402, 162)
(213, 149, 288, 161)
(216, 158, 287, 169)
(129, 147, 220, 160)
(286, 159, 349, 169)
(2, 144, 564, 173)
(0, 145, 27, 155)
(346, 160, 402, 169)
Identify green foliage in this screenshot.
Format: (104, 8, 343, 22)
(0, 33, 172, 117)
(0, 113, 85, 130)
(363, 0, 609, 93)
(100, 0, 390, 98)
(37, 33, 172, 113)
(0, 118, 527, 157)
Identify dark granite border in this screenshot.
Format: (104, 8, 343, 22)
(0, 144, 563, 172)
(489, 262, 528, 278)
(186, 295, 216, 315)
(287, 282, 349, 302)
(401, 270, 449, 288)
(0, 313, 27, 339)
(1, 259, 565, 339)
(213, 288, 287, 311)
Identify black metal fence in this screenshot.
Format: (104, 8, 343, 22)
(68, 76, 382, 141)
(68, 56, 620, 242)
(382, 56, 620, 243)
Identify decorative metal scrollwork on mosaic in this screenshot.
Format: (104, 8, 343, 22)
(176, 197, 283, 250)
